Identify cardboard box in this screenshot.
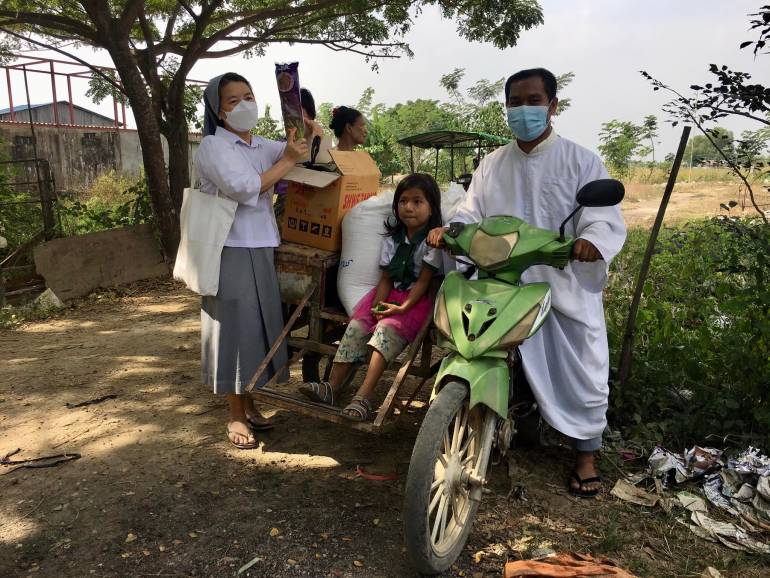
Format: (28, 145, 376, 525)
(281, 150, 381, 251)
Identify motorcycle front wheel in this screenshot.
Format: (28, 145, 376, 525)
(403, 380, 497, 575)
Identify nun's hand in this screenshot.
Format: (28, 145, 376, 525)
(304, 118, 324, 143)
(283, 128, 308, 163)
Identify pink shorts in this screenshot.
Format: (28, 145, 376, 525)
(350, 286, 432, 344)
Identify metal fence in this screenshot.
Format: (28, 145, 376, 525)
(0, 157, 56, 305)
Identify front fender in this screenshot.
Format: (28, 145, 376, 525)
(432, 354, 509, 418)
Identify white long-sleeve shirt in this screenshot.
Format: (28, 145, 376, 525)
(453, 131, 627, 440)
(195, 126, 286, 248)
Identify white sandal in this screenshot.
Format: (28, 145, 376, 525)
(298, 381, 336, 406)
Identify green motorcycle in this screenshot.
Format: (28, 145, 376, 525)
(403, 179, 625, 575)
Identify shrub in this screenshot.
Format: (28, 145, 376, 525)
(79, 170, 138, 204)
(58, 175, 152, 236)
(606, 217, 770, 450)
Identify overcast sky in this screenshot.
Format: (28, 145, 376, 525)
(4, 0, 768, 156)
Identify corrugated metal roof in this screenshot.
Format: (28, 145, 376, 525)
(0, 101, 116, 123)
(397, 130, 510, 149)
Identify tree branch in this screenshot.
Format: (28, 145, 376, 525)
(171, 0, 223, 88)
(197, 41, 262, 59)
(695, 117, 767, 223)
(136, 5, 165, 120)
(177, 0, 200, 22)
(323, 41, 402, 57)
(118, 0, 145, 34)
(201, 0, 351, 52)
(0, 27, 125, 95)
(197, 33, 407, 60)
(163, 5, 182, 42)
(224, 36, 402, 48)
(643, 72, 768, 223)
(709, 107, 770, 126)
(0, 10, 98, 42)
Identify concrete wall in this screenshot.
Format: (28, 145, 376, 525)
(34, 223, 169, 301)
(0, 122, 201, 192)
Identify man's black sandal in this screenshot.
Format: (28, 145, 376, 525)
(568, 471, 602, 498)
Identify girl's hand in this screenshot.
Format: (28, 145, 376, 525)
(282, 128, 308, 163)
(427, 227, 448, 248)
(372, 302, 403, 319)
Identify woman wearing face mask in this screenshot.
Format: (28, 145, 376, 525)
(329, 106, 367, 151)
(195, 73, 308, 449)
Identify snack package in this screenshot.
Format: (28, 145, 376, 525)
(275, 62, 304, 140)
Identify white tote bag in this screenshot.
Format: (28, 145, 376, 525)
(173, 187, 238, 296)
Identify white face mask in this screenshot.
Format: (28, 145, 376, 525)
(224, 99, 259, 132)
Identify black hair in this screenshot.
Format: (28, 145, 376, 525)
(384, 173, 443, 237)
(504, 68, 557, 102)
(300, 88, 316, 120)
(329, 105, 363, 138)
(216, 73, 252, 128)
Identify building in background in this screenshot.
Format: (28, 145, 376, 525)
(0, 101, 122, 127)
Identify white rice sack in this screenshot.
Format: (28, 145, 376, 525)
(337, 181, 469, 315)
(442, 181, 466, 223)
(441, 181, 468, 275)
(338, 191, 394, 315)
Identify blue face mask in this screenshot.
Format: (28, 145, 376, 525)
(506, 105, 550, 142)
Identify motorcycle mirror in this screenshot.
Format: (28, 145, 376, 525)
(575, 179, 625, 207)
(558, 179, 625, 241)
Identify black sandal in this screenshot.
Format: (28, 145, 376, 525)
(298, 381, 336, 406)
(568, 471, 602, 498)
(246, 415, 274, 432)
(341, 395, 373, 422)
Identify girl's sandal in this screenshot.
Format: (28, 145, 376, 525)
(298, 381, 336, 406)
(342, 395, 373, 422)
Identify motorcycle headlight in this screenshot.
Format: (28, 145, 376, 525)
(434, 292, 451, 339)
(469, 231, 519, 269)
(498, 304, 539, 349)
(498, 289, 551, 349)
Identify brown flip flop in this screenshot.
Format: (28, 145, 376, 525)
(226, 425, 259, 449)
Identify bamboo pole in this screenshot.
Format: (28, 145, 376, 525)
(617, 126, 691, 386)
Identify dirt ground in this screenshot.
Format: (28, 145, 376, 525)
(620, 180, 756, 226)
(1, 180, 768, 577)
(1, 279, 767, 578)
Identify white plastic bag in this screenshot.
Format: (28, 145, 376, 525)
(173, 187, 237, 296)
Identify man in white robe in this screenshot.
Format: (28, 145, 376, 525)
(428, 68, 626, 497)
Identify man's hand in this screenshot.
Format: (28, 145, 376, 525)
(572, 238, 603, 262)
(427, 226, 448, 248)
(281, 127, 308, 163)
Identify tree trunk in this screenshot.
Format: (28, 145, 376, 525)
(107, 46, 180, 259)
(163, 102, 191, 217)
